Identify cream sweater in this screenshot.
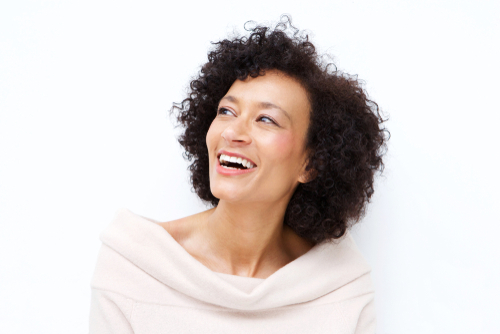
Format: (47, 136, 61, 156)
(89, 209, 376, 333)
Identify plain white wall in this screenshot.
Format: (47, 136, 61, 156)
(1, 0, 499, 333)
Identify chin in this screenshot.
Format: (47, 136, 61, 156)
(209, 174, 247, 202)
(210, 186, 242, 203)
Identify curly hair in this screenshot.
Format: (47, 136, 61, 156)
(171, 16, 389, 244)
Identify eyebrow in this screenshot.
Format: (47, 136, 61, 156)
(220, 95, 291, 121)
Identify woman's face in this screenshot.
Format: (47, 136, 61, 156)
(206, 70, 311, 205)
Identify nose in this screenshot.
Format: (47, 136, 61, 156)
(221, 118, 252, 146)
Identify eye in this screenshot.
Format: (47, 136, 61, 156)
(257, 115, 278, 125)
(217, 107, 234, 116)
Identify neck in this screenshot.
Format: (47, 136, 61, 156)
(200, 199, 294, 278)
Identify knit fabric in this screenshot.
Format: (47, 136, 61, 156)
(89, 209, 376, 333)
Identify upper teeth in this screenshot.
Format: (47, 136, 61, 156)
(219, 154, 255, 169)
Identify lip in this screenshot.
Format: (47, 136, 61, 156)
(216, 150, 257, 176)
(217, 150, 257, 167)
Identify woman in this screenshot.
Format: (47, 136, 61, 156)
(89, 17, 388, 333)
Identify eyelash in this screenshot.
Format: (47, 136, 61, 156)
(217, 107, 233, 116)
(217, 108, 278, 126)
(257, 116, 276, 124)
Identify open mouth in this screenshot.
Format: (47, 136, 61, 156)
(218, 154, 256, 170)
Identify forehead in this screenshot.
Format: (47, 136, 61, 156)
(223, 70, 311, 120)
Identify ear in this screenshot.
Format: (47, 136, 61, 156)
(298, 158, 317, 184)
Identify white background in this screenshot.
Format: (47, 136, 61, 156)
(1, 1, 499, 333)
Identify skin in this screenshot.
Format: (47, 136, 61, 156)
(159, 70, 315, 279)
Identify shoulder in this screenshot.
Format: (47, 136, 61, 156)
(90, 209, 168, 293)
(157, 216, 191, 245)
(90, 208, 201, 301)
(157, 208, 215, 246)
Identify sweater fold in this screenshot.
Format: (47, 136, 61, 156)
(90, 208, 376, 333)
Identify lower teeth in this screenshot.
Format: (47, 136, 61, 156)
(222, 165, 243, 170)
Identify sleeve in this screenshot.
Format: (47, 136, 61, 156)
(353, 294, 376, 334)
(89, 288, 135, 334)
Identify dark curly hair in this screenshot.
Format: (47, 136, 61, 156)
(171, 16, 389, 244)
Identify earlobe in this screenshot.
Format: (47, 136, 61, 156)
(299, 168, 317, 183)
(298, 158, 317, 184)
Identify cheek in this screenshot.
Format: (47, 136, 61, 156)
(263, 132, 298, 162)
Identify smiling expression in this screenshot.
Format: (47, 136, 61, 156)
(206, 70, 311, 205)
